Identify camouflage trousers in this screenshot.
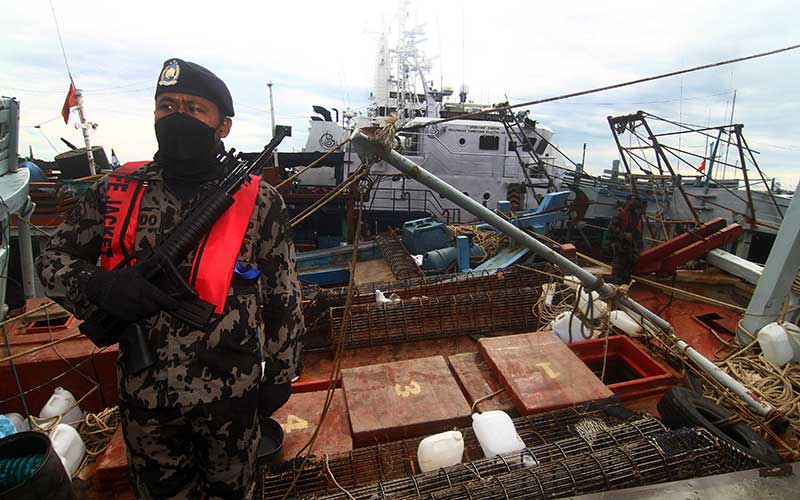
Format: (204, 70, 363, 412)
(120, 391, 261, 500)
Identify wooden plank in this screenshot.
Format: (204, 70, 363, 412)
(271, 389, 352, 458)
(478, 332, 613, 415)
(342, 356, 472, 446)
(660, 224, 743, 273)
(448, 352, 516, 413)
(634, 217, 726, 273)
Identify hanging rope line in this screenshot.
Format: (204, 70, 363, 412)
(276, 137, 352, 191)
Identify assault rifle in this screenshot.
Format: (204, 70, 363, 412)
(80, 126, 291, 373)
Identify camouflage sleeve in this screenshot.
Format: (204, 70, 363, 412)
(36, 179, 107, 319)
(257, 185, 305, 385)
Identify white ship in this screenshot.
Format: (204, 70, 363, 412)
(292, 7, 567, 224)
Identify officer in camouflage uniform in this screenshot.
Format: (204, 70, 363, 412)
(37, 58, 304, 499)
(609, 194, 644, 284)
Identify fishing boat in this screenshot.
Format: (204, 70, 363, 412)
(277, 8, 568, 249)
(2, 7, 800, 499)
(2, 105, 800, 498)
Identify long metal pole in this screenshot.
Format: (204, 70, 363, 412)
(267, 82, 276, 136)
(17, 200, 37, 298)
(607, 116, 639, 196)
(637, 113, 700, 224)
(739, 131, 784, 219)
(351, 129, 777, 418)
(734, 125, 758, 228)
(74, 88, 96, 175)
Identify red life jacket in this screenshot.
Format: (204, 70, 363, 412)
(100, 162, 261, 314)
(618, 207, 643, 235)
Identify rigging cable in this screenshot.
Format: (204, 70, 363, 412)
(401, 43, 800, 131)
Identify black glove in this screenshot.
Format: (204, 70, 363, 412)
(83, 264, 180, 322)
(259, 382, 292, 416)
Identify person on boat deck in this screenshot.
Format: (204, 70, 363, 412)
(609, 194, 644, 284)
(37, 58, 305, 500)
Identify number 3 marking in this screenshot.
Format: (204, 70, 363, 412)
(394, 381, 422, 397)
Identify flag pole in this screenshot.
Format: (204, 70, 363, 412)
(73, 85, 96, 175)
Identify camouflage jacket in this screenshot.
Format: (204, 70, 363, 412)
(37, 162, 305, 409)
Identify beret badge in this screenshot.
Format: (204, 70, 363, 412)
(159, 60, 180, 87)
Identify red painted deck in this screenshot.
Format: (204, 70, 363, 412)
(300, 336, 480, 382)
(0, 299, 119, 416)
(341, 356, 472, 446)
(479, 331, 613, 415)
(95, 425, 127, 488)
(630, 288, 742, 360)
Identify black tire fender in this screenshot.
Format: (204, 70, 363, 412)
(657, 386, 781, 465)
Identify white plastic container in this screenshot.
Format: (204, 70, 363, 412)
(577, 289, 608, 320)
(562, 275, 581, 290)
(472, 411, 526, 458)
(757, 322, 794, 367)
(550, 311, 597, 343)
(4, 412, 30, 432)
(39, 387, 83, 427)
(541, 283, 557, 307)
(50, 423, 86, 478)
(417, 430, 464, 472)
(784, 322, 800, 363)
(609, 310, 643, 335)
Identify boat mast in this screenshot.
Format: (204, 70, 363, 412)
(49, 0, 97, 175)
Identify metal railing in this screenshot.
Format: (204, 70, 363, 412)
(367, 185, 462, 224)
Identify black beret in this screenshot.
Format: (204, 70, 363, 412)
(155, 58, 234, 117)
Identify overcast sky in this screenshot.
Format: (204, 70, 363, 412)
(3, 0, 799, 188)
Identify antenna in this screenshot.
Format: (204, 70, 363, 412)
(49, 0, 72, 80)
(461, 6, 465, 98)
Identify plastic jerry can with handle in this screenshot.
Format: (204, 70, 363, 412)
(471, 411, 525, 458)
(757, 322, 793, 367)
(417, 430, 464, 472)
(49, 423, 86, 478)
(39, 387, 83, 427)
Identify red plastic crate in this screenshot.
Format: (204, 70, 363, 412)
(568, 335, 677, 401)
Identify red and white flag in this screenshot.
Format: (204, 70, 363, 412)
(61, 81, 77, 124)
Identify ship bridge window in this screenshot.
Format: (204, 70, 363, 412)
(399, 132, 419, 155)
(521, 137, 538, 152)
(535, 138, 549, 155)
(508, 141, 517, 151)
(479, 135, 499, 151)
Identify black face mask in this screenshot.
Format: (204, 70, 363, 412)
(155, 112, 220, 163)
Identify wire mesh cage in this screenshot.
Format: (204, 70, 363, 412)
(261, 398, 640, 500)
(374, 229, 424, 281)
(311, 418, 668, 500)
(327, 286, 546, 348)
(386, 428, 759, 500)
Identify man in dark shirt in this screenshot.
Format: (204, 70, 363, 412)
(609, 195, 643, 284)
